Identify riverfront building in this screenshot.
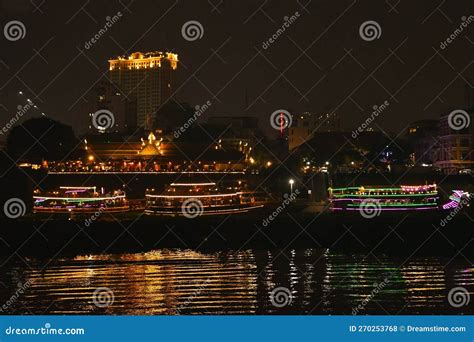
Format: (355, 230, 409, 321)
(109, 51, 178, 129)
(433, 111, 474, 174)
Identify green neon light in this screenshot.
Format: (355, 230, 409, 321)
(35, 197, 121, 203)
(329, 186, 435, 191)
(346, 203, 438, 207)
(332, 193, 438, 198)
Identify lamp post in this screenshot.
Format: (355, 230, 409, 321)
(289, 179, 294, 193)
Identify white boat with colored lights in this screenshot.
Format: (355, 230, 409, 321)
(33, 186, 129, 214)
(145, 182, 266, 216)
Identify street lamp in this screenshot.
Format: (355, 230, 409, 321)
(289, 179, 294, 193)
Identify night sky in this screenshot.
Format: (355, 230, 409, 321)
(0, 0, 472, 139)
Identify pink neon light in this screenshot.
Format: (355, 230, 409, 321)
(330, 197, 438, 202)
(146, 192, 243, 199)
(442, 201, 458, 210)
(331, 206, 437, 211)
(64, 189, 88, 194)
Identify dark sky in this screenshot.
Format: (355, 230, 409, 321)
(0, 0, 472, 139)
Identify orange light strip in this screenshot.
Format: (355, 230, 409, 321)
(170, 182, 216, 186)
(34, 195, 126, 201)
(146, 192, 242, 199)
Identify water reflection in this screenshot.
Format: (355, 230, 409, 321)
(0, 249, 472, 314)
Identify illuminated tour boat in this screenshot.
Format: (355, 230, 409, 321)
(145, 182, 265, 216)
(33, 186, 129, 214)
(328, 184, 440, 212)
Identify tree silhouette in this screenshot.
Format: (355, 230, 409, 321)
(6, 117, 80, 162)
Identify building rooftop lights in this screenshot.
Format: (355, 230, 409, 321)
(109, 51, 179, 70)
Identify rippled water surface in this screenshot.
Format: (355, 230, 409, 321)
(1, 249, 472, 314)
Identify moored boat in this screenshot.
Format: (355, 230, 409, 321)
(33, 186, 129, 214)
(145, 182, 265, 217)
(328, 184, 440, 211)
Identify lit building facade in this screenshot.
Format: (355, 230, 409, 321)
(109, 51, 178, 129)
(45, 132, 249, 173)
(433, 111, 474, 174)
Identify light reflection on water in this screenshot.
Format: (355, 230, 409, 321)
(0, 249, 472, 314)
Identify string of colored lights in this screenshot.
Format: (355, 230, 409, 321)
(329, 184, 442, 211)
(329, 185, 437, 192)
(169, 182, 216, 186)
(146, 192, 243, 199)
(34, 195, 126, 202)
(331, 193, 438, 198)
(331, 207, 437, 211)
(346, 203, 438, 207)
(331, 197, 439, 202)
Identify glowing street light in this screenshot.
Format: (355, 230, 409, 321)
(289, 178, 294, 193)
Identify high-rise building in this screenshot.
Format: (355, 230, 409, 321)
(87, 81, 136, 134)
(109, 51, 178, 129)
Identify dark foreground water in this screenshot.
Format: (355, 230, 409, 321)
(0, 249, 472, 315)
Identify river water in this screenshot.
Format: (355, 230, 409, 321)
(0, 249, 472, 314)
